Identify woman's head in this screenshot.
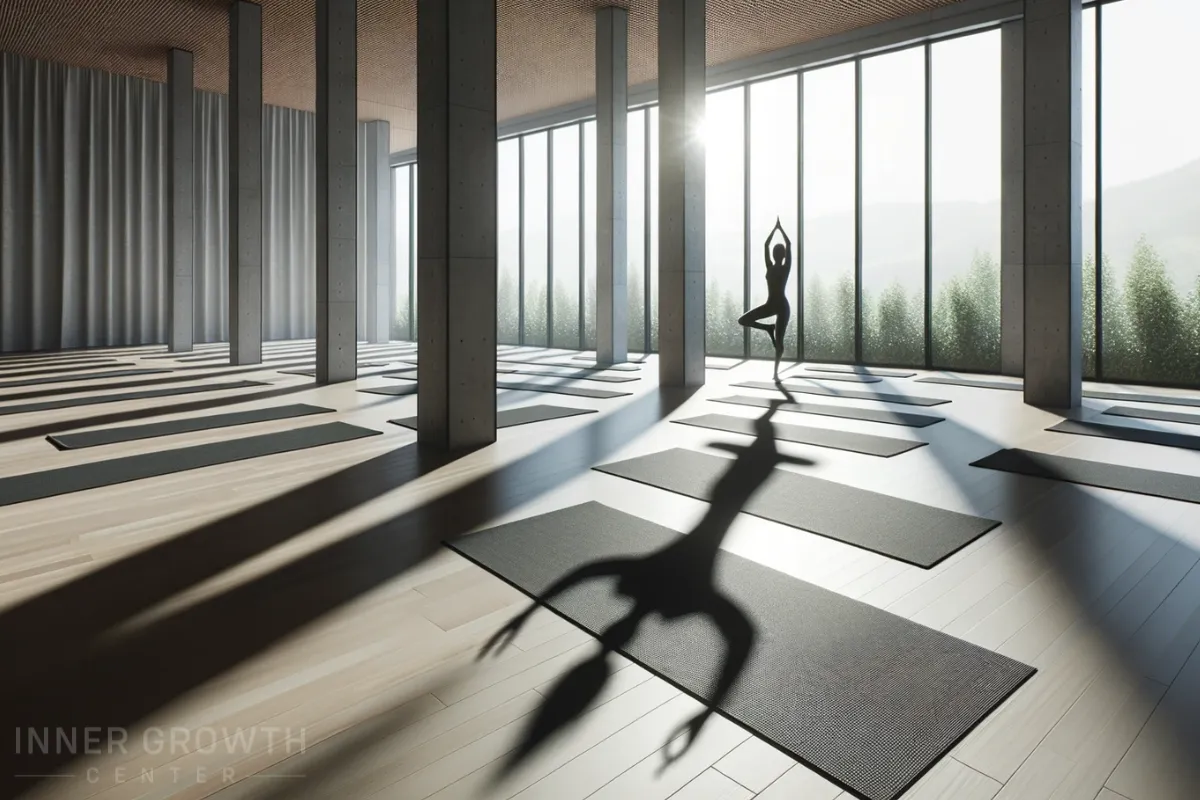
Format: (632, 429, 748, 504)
(772, 242, 787, 264)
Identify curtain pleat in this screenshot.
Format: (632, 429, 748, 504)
(0, 51, 320, 353)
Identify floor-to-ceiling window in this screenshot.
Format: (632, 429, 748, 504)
(392, 164, 413, 341)
(748, 75, 799, 360)
(1083, 5, 1098, 378)
(498, 138, 521, 344)
(930, 30, 1002, 371)
(522, 132, 550, 346)
(861, 47, 926, 366)
(628, 108, 648, 353)
(705, 87, 747, 357)
(648, 108, 660, 353)
(1096, 0, 1200, 386)
(583, 121, 597, 350)
(802, 63, 857, 363)
(551, 125, 581, 349)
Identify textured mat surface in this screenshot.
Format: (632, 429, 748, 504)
(595, 448, 999, 567)
(498, 379, 631, 398)
(782, 373, 883, 384)
(357, 384, 420, 397)
(0, 368, 171, 389)
(502, 357, 640, 372)
(47, 404, 335, 450)
(915, 375, 1022, 391)
(495, 367, 639, 383)
(712, 395, 943, 428)
(450, 502, 1034, 800)
(971, 448, 1200, 504)
(389, 404, 596, 430)
(801, 365, 917, 378)
(734, 381, 949, 407)
(672, 413, 925, 457)
(0, 381, 268, 417)
(0, 422, 379, 507)
(276, 362, 397, 377)
(1047, 419, 1200, 451)
(1104, 405, 1200, 426)
(0, 361, 131, 378)
(571, 353, 650, 364)
(1083, 389, 1200, 408)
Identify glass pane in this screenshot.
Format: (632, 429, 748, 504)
(392, 166, 411, 341)
(498, 139, 521, 344)
(1100, 0, 1200, 386)
(551, 125, 581, 349)
(706, 86, 746, 357)
(930, 30, 1001, 371)
(748, 75, 799, 361)
(583, 121, 598, 350)
(1083, 8, 1097, 378)
(628, 109, 647, 353)
(649, 107, 660, 352)
(861, 48, 925, 366)
(523, 132, 549, 346)
(803, 64, 856, 362)
(411, 168, 419, 336)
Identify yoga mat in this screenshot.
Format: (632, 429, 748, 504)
(1047, 418, 1200, 451)
(802, 365, 917, 379)
(46, 404, 335, 450)
(500, 357, 640, 372)
(0, 422, 379, 507)
(915, 375, 1022, 391)
(785, 373, 882, 384)
(357, 384, 420, 397)
(1082, 389, 1200, 408)
(1104, 405, 1200, 427)
(734, 381, 950, 407)
(971, 448, 1200, 504)
(572, 353, 650, 364)
(450, 502, 1033, 800)
(498, 379, 631, 399)
(494, 367, 638, 383)
(0, 381, 269, 417)
(0, 368, 171, 389)
(595, 448, 999, 567)
(672, 413, 926, 457)
(0, 361, 129, 378)
(276, 362, 396, 377)
(704, 357, 744, 371)
(712, 395, 943, 428)
(389, 404, 596, 430)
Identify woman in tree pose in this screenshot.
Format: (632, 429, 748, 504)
(738, 218, 792, 379)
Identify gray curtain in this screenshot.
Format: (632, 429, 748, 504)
(0, 51, 319, 353)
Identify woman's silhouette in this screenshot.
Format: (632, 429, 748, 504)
(738, 218, 792, 379)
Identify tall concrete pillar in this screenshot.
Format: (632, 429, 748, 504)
(315, 0, 358, 383)
(596, 7, 628, 365)
(658, 0, 706, 387)
(228, 0, 263, 364)
(167, 48, 194, 353)
(1023, 0, 1082, 407)
(416, 0, 497, 449)
(1000, 20, 1024, 377)
(362, 121, 392, 344)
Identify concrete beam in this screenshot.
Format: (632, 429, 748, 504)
(1023, 0, 1082, 408)
(167, 48, 194, 353)
(596, 7, 628, 365)
(416, 0, 498, 449)
(315, 0, 358, 383)
(228, 0, 263, 364)
(658, 0, 706, 387)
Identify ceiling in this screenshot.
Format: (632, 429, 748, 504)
(0, 0, 962, 152)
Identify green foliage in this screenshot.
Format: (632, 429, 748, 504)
(931, 251, 1001, 371)
(863, 282, 924, 366)
(804, 274, 855, 362)
(706, 281, 745, 356)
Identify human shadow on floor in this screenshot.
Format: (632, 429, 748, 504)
(479, 382, 813, 773)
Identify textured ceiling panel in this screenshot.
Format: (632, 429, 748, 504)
(0, 0, 961, 152)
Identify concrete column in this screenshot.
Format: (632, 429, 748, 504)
(1023, 0, 1082, 407)
(362, 120, 392, 344)
(167, 48, 194, 353)
(658, 0, 706, 387)
(228, 0, 263, 364)
(416, 0, 497, 449)
(315, 0, 358, 383)
(596, 7, 628, 365)
(1000, 21, 1024, 377)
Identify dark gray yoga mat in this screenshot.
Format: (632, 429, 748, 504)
(734, 380, 950, 407)
(1082, 389, 1200, 408)
(1047, 418, 1200, 451)
(500, 357, 640, 372)
(704, 357, 744, 370)
(1104, 405, 1200, 426)
(0, 380, 268, 417)
(712, 395, 944, 428)
(358, 384, 419, 397)
(276, 362, 396, 377)
(572, 353, 650, 364)
(496, 367, 638, 383)
(971, 448, 1200, 504)
(672, 413, 926, 457)
(46, 404, 335, 450)
(450, 502, 1034, 800)
(802, 365, 917, 379)
(0, 361, 129, 378)
(915, 375, 1022, 391)
(0, 368, 171, 389)
(389, 404, 596, 430)
(0, 422, 379, 507)
(787, 373, 882, 384)
(595, 448, 999, 567)
(498, 379, 631, 398)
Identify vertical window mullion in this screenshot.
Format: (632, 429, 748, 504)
(854, 59, 864, 364)
(518, 137, 525, 345)
(578, 123, 585, 349)
(408, 165, 415, 342)
(796, 74, 805, 362)
(742, 88, 752, 359)
(1094, 3, 1104, 378)
(547, 132, 554, 347)
(644, 109, 652, 355)
(924, 44, 934, 369)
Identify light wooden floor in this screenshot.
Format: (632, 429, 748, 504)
(1, 340, 1198, 800)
